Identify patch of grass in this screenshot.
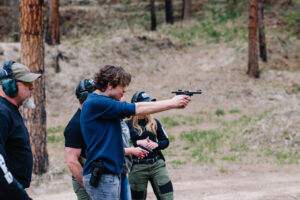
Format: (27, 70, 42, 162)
(47, 135, 64, 143)
(219, 167, 228, 173)
(51, 113, 59, 117)
(47, 125, 65, 134)
(168, 135, 175, 142)
(161, 117, 180, 128)
(215, 109, 225, 116)
(168, 160, 186, 168)
(296, 85, 300, 92)
(222, 155, 238, 162)
(180, 129, 222, 163)
(229, 109, 241, 114)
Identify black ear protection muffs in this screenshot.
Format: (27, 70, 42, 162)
(0, 61, 17, 98)
(76, 79, 95, 103)
(131, 91, 144, 103)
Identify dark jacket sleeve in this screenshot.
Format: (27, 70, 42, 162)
(155, 119, 169, 150)
(0, 114, 31, 200)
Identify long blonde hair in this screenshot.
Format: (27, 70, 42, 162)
(128, 115, 157, 136)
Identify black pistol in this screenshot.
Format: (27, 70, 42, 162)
(171, 90, 202, 96)
(89, 161, 104, 187)
(139, 145, 153, 153)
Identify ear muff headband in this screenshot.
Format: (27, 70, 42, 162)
(1, 60, 18, 98)
(131, 91, 144, 103)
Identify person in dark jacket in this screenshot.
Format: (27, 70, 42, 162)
(0, 61, 41, 200)
(127, 91, 173, 200)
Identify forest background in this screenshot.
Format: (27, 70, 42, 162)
(0, 0, 300, 199)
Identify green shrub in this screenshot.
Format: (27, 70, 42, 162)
(215, 109, 225, 116)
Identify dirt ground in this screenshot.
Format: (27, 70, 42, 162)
(28, 164, 300, 200)
(1, 25, 300, 199)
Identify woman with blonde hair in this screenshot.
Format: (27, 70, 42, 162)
(126, 91, 173, 200)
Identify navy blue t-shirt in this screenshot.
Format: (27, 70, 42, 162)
(64, 109, 86, 159)
(81, 94, 135, 175)
(0, 97, 32, 199)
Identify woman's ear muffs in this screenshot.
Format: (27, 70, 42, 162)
(0, 60, 18, 98)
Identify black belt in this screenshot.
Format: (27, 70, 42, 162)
(93, 159, 120, 175)
(102, 168, 119, 175)
(133, 155, 160, 164)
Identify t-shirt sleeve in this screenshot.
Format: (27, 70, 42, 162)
(155, 119, 169, 150)
(86, 97, 135, 120)
(64, 123, 84, 149)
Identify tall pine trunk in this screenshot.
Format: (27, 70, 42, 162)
(182, 0, 192, 20)
(247, 0, 259, 78)
(20, 0, 48, 174)
(46, 0, 60, 45)
(165, 0, 174, 24)
(150, 0, 156, 31)
(258, 0, 267, 62)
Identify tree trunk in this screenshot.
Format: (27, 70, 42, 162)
(165, 0, 174, 24)
(20, 0, 48, 174)
(46, 0, 60, 45)
(182, 0, 192, 20)
(258, 0, 267, 62)
(150, 0, 156, 31)
(247, 0, 259, 78)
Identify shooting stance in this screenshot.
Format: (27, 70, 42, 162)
(81, 65, 191, 200)
(127, 91, 174, 200)
(0, 61, 41, 200)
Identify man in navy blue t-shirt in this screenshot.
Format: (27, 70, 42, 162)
(64, 79, 95, 200)
(81, 65, 191, 200)
(0, 61, 41, 200)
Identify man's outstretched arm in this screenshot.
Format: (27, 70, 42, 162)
(135, 95, 191, 116)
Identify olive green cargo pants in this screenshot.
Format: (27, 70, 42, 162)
(72, 177, 91, 200)
(129, 159, 173, 200)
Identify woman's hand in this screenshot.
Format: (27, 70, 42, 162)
(132, 147, 149, 159)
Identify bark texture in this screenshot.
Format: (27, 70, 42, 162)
(20, 0, 48, 174)
(150, 0, 156, 31)
(182, 0, 192, 20)
(46, 0, 60, 45)
(247, 0, 259, 78)
(258, 0, 267, 62)
(165, 0, 174, 24)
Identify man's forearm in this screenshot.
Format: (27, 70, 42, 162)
(135, 100, 174, 116)
(67, 161, 84, 186)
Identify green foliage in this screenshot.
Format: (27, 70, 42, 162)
(161, 117, 180, 128)
(297, 85, 300, 92)
(282, 9, 300, 38)
(47, 125, 64, 134)
(168, 160, 186, 168)
(47, 135, 64, 143)
(215, 109, 225, 116)
(180, 129, 222, 163)
(229, 109, 241, 114)
(219, 167, 228, 173)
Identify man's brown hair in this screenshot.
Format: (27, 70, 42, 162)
(94, 65, 131, 92)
